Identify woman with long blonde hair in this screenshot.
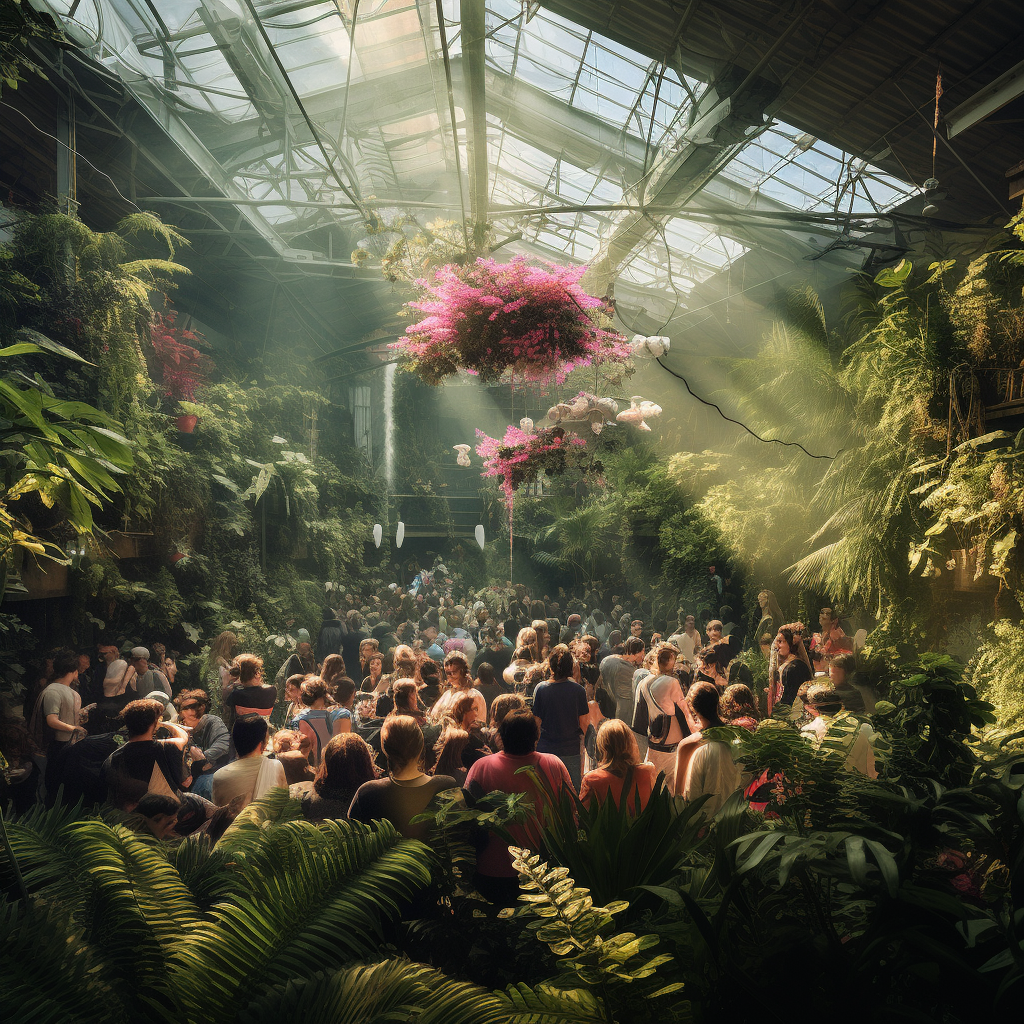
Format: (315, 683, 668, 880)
(531, 619, 551, 661)
(579, 719, 657, 813)
(515, 626, 540, 663)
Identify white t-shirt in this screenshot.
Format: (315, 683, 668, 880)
(212, 753, 287, 807)
(667, 630, 699, 663)
(683, 740, 741, 817)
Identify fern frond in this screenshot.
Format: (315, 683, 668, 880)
(239, 960, 510, 1024)
(171, 819, 434, 1022)
(0, 897, 126, 1024)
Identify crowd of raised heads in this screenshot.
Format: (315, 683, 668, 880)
(3, 569, 876, 903)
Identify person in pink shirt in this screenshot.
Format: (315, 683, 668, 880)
(464, 708, 572, 905)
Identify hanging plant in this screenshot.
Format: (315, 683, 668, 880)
(475, 425, 594, 507)
(393, 256, 630, 385)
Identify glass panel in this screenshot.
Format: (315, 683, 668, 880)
(36, 0, 919, 302)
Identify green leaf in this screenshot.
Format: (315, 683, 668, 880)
(15, 328, 95, 365)
(874, 259, 912, 287)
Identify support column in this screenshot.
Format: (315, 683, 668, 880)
(56, 92, 77, 216)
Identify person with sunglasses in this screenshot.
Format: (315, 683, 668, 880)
(174, 689, 230, 801)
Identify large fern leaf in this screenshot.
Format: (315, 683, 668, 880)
(171, 819, 434, 1023)
(239, 960, 510, 1024)
(0, 896, 127, 1024)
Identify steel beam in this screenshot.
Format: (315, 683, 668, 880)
(945, 59, 1024, 138)
(461, 0, 489, 227)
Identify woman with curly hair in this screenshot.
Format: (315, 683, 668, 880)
(720, 683, 760, 731)
(430, 651, 486, 726)
(514, 627, 540, 663)
(320, 654, 349, 696)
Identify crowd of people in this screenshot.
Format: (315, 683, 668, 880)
(0, 571, 878, 902)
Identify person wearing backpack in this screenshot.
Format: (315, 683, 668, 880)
(287, 678, 352, 766)
(631, 644, 696, 789)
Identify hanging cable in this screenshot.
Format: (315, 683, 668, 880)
(655, 357, 843, 459)
(0, 101, 142, 212)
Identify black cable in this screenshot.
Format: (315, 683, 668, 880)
(655, 357, 843, 459)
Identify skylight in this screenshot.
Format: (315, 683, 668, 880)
(39, 0, 918, 302)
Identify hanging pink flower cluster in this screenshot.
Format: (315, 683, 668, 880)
(393, 256, 630, 385)
(476, 425, 589, 507)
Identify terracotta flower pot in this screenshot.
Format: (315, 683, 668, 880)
(170, 552, 187, 565)
(175, 414, 199, 433)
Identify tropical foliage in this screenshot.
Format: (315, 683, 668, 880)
(0, 792, 688, 1024)
(0, 335, 132, 584)
(670, 218, 1024, 663)
(3, 647, 1023, 1023)
(0, 209, 385, 668)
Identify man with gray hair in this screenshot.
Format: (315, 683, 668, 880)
(124, 647, 172, 711)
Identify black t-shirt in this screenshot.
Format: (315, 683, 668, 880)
(50, 733, 120, 807)
(102, 739, 184, 809)
(225, 684, 277, 717)
(342, 629, 367, 679)
(473, 645, 512, 678)
(780, 659, 813, 706)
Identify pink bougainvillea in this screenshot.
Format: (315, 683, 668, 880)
(475, 424, 589, 507)
(392, 256, 630, 384)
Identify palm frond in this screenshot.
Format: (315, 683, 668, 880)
(62, 820, 202, 975)
(213, 785, 304, 856)
(0, 799, 91, 905)
(0, 896, 125, 1024)
(497, 981, 609, 1023)
(171, 819, 435, 1022)
(169, 834, 247, 911)
(239, 960, 510, 1024)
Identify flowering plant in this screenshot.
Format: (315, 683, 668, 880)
(394, 256, 630, 384)
(476, 425, 590, 506)
(149, 310, 213, 403)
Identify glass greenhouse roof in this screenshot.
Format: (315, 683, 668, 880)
(41, 0, 919, 306)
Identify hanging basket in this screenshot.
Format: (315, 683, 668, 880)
(475, 425, 596, 507)
(393, 257, 631, 385)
